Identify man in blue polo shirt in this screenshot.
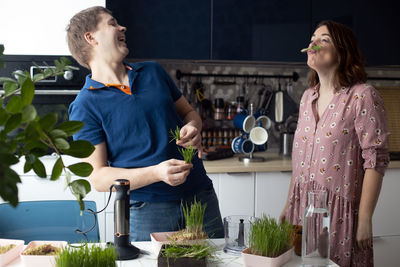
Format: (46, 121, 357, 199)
(66, 6, 224, 241)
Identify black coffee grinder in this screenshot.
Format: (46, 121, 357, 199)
(112, 179, 140, 260)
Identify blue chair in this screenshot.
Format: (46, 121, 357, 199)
(0, 200, 100, 243)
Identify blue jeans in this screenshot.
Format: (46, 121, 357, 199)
(129, 186, 224, 241)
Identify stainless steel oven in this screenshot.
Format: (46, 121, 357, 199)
(0, 55, 89, 124)
(0, 55, 89, 154)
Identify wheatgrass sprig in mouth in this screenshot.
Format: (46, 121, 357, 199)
(300, 45, 322, 53)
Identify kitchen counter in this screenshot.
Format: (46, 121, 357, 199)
(6, 239, 339, 267)
(203, 151, 400, 173)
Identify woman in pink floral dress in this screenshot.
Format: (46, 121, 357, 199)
(280, 21, 390, 267)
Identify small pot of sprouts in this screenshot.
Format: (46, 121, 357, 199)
(157, 242, 214, 267)
(242, 215, 294, 267)
(170, 198, 208, 242)
(150, 198, 208, 254)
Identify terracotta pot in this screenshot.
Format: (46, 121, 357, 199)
(242, 247, 293, 267)
(157, 244, 206, 267)
(291, 225, 302, 256)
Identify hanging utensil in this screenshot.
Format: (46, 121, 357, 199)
(255, 86, 266, 110)
(275, 82, 284, 123)
(242, 79, 249, 109)
(260, 85, 273, 113)
(265, 81, 298, 127)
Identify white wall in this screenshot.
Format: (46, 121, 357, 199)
(0, 0, 105, 55)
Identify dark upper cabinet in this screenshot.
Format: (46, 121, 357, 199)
(312, 0, 400, 66)
(106, 0, 210, 59)
(211, 0, 311, 62)
(106, 0, 399, 65)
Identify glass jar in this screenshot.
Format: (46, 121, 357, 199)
(223, 215, 257, 255)
(302, 190, 330, 266)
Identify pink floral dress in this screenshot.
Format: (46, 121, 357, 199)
(286, 83, 390, 267)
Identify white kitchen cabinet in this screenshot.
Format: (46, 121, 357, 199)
(103, 173, 221, 214)
(217, 172, 255, 219)
(373, 235, 400, 267)
(207, 173, 220, 199)
(255, 172, 292, 220)
(372, 169, 400, 237)
(105, 212, 114, 243)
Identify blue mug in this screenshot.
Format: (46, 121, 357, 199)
(233, 109, 255, 133)
(254, 109, 272, 130)
(231, 135, 254, 154)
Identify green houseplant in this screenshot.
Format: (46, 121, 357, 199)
(55, 243, 116, 267)
(0, 45, 95, 211)
(242, 215, 294, 267)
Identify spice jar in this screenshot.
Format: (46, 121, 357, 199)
(226, 102, 235, 120)
(214, 98, 225, 120)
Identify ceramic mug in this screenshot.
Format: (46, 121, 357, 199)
(255, 115, 272, 130)
(231, 135, 254, 154)
(233, 110, 255, 133)
(249, 126, 269, 145)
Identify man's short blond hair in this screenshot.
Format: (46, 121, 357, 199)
(66, 6, 112, 69)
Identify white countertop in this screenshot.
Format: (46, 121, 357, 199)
(6, 239, 339, 267)
(10, 153, 400, 176)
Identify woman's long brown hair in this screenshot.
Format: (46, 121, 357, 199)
(308, 20, 367, 88)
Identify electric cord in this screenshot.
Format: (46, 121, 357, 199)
(70, 184, 115, 247)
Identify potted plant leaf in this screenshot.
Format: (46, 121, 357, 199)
(157, 242, 214, 267)
(242, 215, 294, 267)
(151, 198, 207, 253)
(55, 243, 117, 267)
(0, 45, 95, 212)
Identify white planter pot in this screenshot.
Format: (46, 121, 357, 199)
(150, 231, 207, 255)
(242, 247, 293, 267)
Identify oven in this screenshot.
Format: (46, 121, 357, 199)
(0, 55, 89, 124)
(0, 55, 89, 154)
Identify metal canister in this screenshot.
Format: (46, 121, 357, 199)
(114, 179, 130, 238)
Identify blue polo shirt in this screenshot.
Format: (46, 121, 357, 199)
(68, 61, 211, 202)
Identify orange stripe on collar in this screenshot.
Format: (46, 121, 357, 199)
(104, 83, 131, 95)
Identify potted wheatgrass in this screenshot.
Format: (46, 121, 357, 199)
(151, 198, 208, 253)
(170, 198, 208, 241)
(157, 241, 214, 267)
(242, 215, 294, 267)
(55, 243, 117, 267)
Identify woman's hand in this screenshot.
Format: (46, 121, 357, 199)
(155, 159, 193, 186)
(356, 216, 373, 250)
(279, 203, 288, 224)
(176, 124, 203, 158)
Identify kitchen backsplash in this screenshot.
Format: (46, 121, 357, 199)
(130, 59, 400, 149)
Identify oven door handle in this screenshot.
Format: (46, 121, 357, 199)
(0, 90, 80, 95)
